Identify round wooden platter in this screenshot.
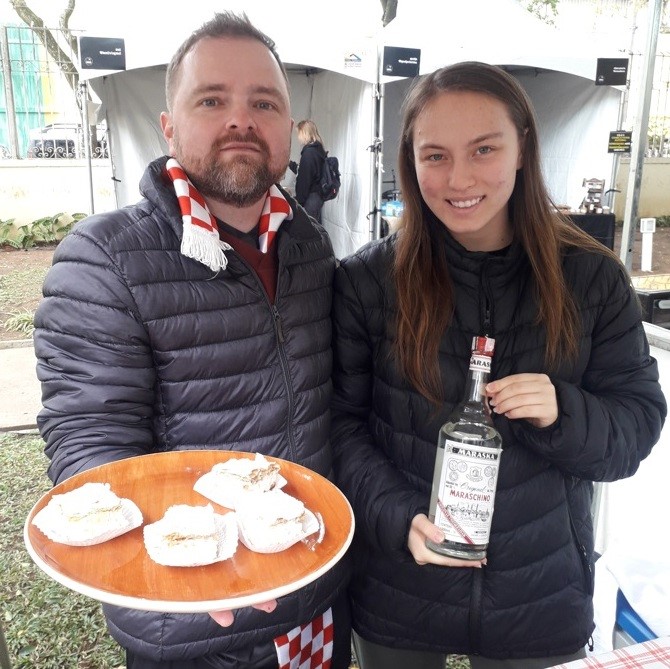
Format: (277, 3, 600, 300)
(24, 451, 354, 613)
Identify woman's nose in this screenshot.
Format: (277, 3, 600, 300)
(447, 158, 476, 191)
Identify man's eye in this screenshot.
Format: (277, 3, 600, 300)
(201, 99, 217, 107)
(256, 101, 276, 110)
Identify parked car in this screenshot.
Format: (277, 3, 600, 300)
(28, 123, 78, 158)
(27, 123, 109, 159)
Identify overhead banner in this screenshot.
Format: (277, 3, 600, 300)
(595, 58, 628, 86)
(79, 37, 126, 71)
(382, 46, 420, 78)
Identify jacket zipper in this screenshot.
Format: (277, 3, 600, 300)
(469, 259, 494, 654)
(566, 489, 594, 595)
(228, 251, 297, 462)
(469, 569, 483, 654)
(271, 303, 297, 460)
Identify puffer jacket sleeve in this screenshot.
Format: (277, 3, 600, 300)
(331, 252, 426, 555)
(509, 259, 666, 482)
(34, 226, 156, 484)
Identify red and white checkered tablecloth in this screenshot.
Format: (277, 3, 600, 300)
(549, 637, 670, 668)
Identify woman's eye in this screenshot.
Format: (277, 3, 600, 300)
(427, 153, 443, 162)
(477, 146, 493, 155)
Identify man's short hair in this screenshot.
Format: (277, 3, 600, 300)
(165, 11, 289, 111)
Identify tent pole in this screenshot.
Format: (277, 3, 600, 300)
(619, 0, 663, 270)
(79, 80, 96, 215)
(375, 83, 385, 240)
(369, 45, 383, 241)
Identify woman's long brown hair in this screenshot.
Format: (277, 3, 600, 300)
(394, 62, 618, 404)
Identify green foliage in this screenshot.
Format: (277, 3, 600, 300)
(0, 212, 86, 250)
(0, 433, 125, 668)
(3, 311, 35, 336)
(0, 219, 17, 247)
(526, 0, 559, 25)
(647, 115, 670, 156)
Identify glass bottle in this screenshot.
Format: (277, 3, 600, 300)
(426, 335, 502, 560)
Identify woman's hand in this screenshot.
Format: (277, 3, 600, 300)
(486, 373, 558, 429)
(408, 514, 485, 568)
(208, 600, 277, 627)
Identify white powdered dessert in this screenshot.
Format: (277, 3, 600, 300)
(32, 481, 143, 546)
(193, 453, 287, 510)
(235, 489, 321, 554)
(143, 503, 238, 567)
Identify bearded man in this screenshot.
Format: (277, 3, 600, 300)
(33, 11, 350, 669)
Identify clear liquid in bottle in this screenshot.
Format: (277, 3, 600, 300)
(426, 336, 502, 560)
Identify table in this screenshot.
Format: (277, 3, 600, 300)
(548, 636, 670, 668)
(569, 213, 616, 250)
(631, 275, 670, 328)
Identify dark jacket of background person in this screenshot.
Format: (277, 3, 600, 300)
(331, 223, 666, 660)
(295, 141, 326, 206)
(33, 156, 349, 664)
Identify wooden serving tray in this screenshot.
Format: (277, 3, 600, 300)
(24, 451, 354, 613)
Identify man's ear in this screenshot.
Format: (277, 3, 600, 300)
(161, 111, 175, 154)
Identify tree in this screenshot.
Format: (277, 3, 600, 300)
(8, 0, 79, 93)
(525, 0, 559, 25)
(6, 0, 103, 154)
(379, 0, 398, 25)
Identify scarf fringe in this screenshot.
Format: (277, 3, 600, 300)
(181, 223, 232, 272)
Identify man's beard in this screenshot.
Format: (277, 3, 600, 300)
(174, 132, 288, 207)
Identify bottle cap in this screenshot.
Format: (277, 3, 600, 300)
(471, 336, 495, 357)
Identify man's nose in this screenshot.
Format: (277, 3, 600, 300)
(225, 102, 257, 131)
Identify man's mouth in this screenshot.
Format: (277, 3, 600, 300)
(448, 196, 484, 209)
(221, 142, 261, 152)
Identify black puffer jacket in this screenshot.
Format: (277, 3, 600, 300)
(34, 156, 349, 664)
(331, 228, 666, 659)
(295, 142, 326, 205)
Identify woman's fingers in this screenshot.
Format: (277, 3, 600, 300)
(407, 514, 486, 568)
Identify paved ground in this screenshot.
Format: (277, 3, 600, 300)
(0, 341, 41, 431)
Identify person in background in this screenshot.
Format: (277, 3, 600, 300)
(331, 61, 666, 669)
(33, 11, 350, 669)
(294, 119, 327, 223)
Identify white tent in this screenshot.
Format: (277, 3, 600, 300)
(378, 0, 626, 228)
(79, 0, 625, 259)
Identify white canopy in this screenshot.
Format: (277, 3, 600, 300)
(80, 0, 625, 258)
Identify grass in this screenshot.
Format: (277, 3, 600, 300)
(0, 432, 125, 668)
(0, 268, 48, 306)
(3, 312, 35, 336)
(0, 434, 469, 669)
(0, 266, 49, 340)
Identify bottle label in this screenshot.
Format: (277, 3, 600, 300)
(469, 354, 491, 374)
(434, 440, 501, 546)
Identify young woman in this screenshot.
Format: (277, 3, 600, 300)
(331, 61, 666, 669)
(295, 119, 327, 223)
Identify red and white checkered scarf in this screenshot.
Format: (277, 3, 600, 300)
(274, 606, 333, 669)
(165, 158, 293, 271)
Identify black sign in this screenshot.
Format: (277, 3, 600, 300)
(595, 58, 629, 86)
(382, 46, 420, 78)
(608, 130, 632, 153)
(79, 36, 126, 71)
